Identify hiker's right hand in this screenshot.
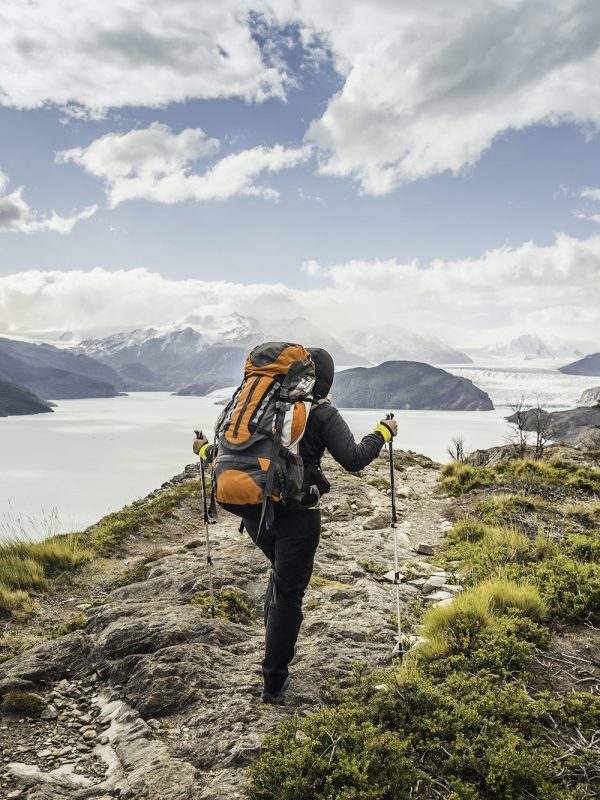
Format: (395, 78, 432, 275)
(193, 435, 208, 455)
(380, 418, 398, 437)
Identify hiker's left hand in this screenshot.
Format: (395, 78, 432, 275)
(193, 435, 208, 454)
(380, 418, 398, 437)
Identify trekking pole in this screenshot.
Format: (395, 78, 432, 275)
(386, 413, 406, 661)
(195, 429, 215, 618)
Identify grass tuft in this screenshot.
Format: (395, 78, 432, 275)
(0, 690, 46, 717)
(191, 588, 255, 624)
(85, 481, 196, 553)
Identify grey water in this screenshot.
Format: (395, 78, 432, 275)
(0, 392, 515, 538)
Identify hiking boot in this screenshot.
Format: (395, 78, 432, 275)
(262, 675, 291, 705)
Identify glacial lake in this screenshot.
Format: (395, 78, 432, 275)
(0, 392, 516, 538)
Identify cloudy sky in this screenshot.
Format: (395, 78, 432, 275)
(1, 0, 599, 347)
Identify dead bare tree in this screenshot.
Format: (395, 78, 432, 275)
(506, 396, 530, 457)
(447, 435, 468, 462)
(530, 397, 551, 459)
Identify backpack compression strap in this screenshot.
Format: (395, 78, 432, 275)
(257, 396, 286, 535)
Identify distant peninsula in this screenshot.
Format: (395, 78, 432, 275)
(0, 376, 54, 417)
(559, 352, 600, 376)
(331, 361, 494, 410)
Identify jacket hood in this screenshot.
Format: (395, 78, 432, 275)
(308, 347, 335, 400)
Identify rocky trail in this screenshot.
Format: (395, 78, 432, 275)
(0, 451, 457, 800)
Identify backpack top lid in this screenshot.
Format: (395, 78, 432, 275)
(245, 341, 314, 387)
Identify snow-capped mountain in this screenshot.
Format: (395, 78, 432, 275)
(265, 317, 365, 365)
(343, 325, 472, 365)
(469, 334, 598, 362)
(74, 314, 475, 391)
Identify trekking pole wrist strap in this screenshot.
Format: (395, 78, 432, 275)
(374, 423, 393, 442)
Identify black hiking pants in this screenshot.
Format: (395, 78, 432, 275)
(243, 508, 321, 695)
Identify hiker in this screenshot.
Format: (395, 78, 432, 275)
(193, 346, 398, 704)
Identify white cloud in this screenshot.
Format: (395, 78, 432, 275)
(0, 1, 290, 114)
(581, 187, 600, 202)
(1, 233, 598, 346)
(0, 170, 97, 234)
(3, 2, 600, 195)
(296, 0, 600, 193)
(57, 124, 311, 206)
(574, 185, 600, 223)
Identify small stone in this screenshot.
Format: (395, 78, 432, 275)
(37, 749, 53, 758)
(97, 734, 109, 745)
(81, 729, 97, 740)
(422, 576, 446, 593)
(183, 539, 202, 550)
(442, 584, 463, 593)
(415, 542, 435, 556)
(40, 704, 58, 720)
(433, 597, 454, 608)
(382, 570, 405, 584)
(427, 590, 454, 602)
(295, 729, 309, 742)
(7, 791, 22, 799)
(407, 578, 427, 587)
(362, 512, 390, 530)
(147, 718, 161, 730)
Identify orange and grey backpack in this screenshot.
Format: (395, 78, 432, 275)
(209, 341, 316, 531)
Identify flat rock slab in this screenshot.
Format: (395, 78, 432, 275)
(415, 542, 435, 556)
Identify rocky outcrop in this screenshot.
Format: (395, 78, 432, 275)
(559, 352, 600, 376)
(507, 406, 600, 449)
(0, 376, 53, 417)
(580, 386, 600, 407)
(0, 454, 454, 799)
(332, 360, 494, 410)
(0, 338, 123, 400)
(174, 380, 229, 396)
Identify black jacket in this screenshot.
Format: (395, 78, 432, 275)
(299, 401, 385, 498)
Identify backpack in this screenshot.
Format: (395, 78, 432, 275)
(209, 341, 316, 530)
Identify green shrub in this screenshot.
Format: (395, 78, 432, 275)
(474, 494, 549, 528)
(416, 580, 545, 667)
(191, 588, 255, 624)
(440, 462, 496, 496)
(565, 530, 600, 562)
(504, 555, 600, 623)
(440, 458, 600, 498)
(247, 661, 594, 800)
(0, 690, 46, 717)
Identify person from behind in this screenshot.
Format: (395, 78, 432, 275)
(193, 346, 398, 703)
